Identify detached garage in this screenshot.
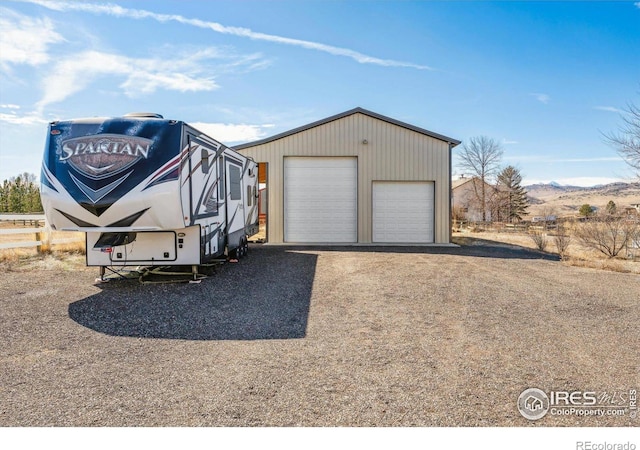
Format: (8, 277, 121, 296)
(235, 107, 460, 245)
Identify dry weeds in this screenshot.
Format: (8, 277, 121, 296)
(455, 230, 640, 274)
(0, 220, 84, 267)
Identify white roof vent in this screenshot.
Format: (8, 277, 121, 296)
(123, 112, 164, 119)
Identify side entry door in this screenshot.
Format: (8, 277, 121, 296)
(224, 157, 245, 240)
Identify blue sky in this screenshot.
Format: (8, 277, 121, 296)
(1, 0, 639, 186)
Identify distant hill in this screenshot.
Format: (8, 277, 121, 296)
(523, 182, 640, 217)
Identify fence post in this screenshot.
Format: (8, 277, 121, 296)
(36, 220, 51, 254)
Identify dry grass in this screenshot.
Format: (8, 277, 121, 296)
(455, 230, 640, 274)
(0, 222, 85, 270)
(525, 183, 640, 218)
(0, 248, 86, 272)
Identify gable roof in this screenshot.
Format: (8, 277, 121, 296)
(452, 176, 494, 190)
(234, 107, 461, 150)
(452, 178, 474, 189)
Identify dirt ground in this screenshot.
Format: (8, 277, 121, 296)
(0, 241, 638, 427)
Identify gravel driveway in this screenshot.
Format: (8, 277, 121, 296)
(1, 242, 638, 426)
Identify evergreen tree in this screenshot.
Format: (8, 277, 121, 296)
(496, 166, 529, 223)
(8, 174, 25, 212)
(0, 173, 43, 213)
(605, 200, 617, 215)
(0, 180, 8, 212)
(579, 204, 595, 217)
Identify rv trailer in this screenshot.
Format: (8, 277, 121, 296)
(41, 113, 259, 281)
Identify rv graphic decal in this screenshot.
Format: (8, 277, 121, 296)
(69, 171, 131, 204)
(59, 134, 152, 179)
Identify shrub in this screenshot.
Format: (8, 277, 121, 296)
(574, 215, 639, 258)
(529, 230, 548, 252)
(553, 232, 571, 260)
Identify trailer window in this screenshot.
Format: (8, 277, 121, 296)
(201, 148, 210, 174)
(247, 186, 252, 206)
(229, 165, 241, 200)
(204, 183, 218, 214)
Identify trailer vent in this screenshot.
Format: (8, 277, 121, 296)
(123, 112, 164, 119)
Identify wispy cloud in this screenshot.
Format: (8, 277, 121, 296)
(530, 93, 550, 104)
(191, 122, 275, 144)
(502, 139, 518, 145)
(0, 98, 46, 125)
(1, 4, 271, 114)
(0, 111, 48, 125)
(550, 157, 623, 163)
(34, 47, 268, 112)
(35, 50, 219, 111)
(594, 106, 623, 113)
(505, 155, 623, 163)
(0, 6, 64, 71)
(21, 0, 433, 70)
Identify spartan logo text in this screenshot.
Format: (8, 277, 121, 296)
(60, 134, 152, 179)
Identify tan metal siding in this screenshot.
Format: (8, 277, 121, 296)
(238, 112, 451, 244)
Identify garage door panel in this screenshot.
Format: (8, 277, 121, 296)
(373, 182, 434, 243)
(285, 157, 357, 243)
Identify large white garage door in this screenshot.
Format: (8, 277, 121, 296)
(284, 157, 357, 243)
(373, 181, 434, 243)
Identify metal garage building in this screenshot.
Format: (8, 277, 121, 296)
(235, 107, 460, 245)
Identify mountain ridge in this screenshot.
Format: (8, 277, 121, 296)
(523, 181, 640, 216)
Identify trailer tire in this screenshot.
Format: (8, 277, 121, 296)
(230, 237, 248, 260)
(237, 237, 245, 259)
(242, 237, 249, 256)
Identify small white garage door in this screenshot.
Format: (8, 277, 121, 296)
(284, 157, 357, 242)
(373, 181, 434, 243)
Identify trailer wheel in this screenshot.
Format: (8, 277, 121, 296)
(236, 238, 245, 259)
(231, 237, 248, 260)
(242, 237, 249, 256)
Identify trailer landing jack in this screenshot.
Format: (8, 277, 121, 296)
(95, 261, 226, 285)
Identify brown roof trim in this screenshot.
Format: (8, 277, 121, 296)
(233, 107, 461, 150)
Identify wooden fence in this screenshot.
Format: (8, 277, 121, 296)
(0, 214, 83, 251)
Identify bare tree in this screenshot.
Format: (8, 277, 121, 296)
(574, 214, 639, 258)
(457, 136, 503, 221)
(553, 222, 572, 260)
(604, 101, 640, 177)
